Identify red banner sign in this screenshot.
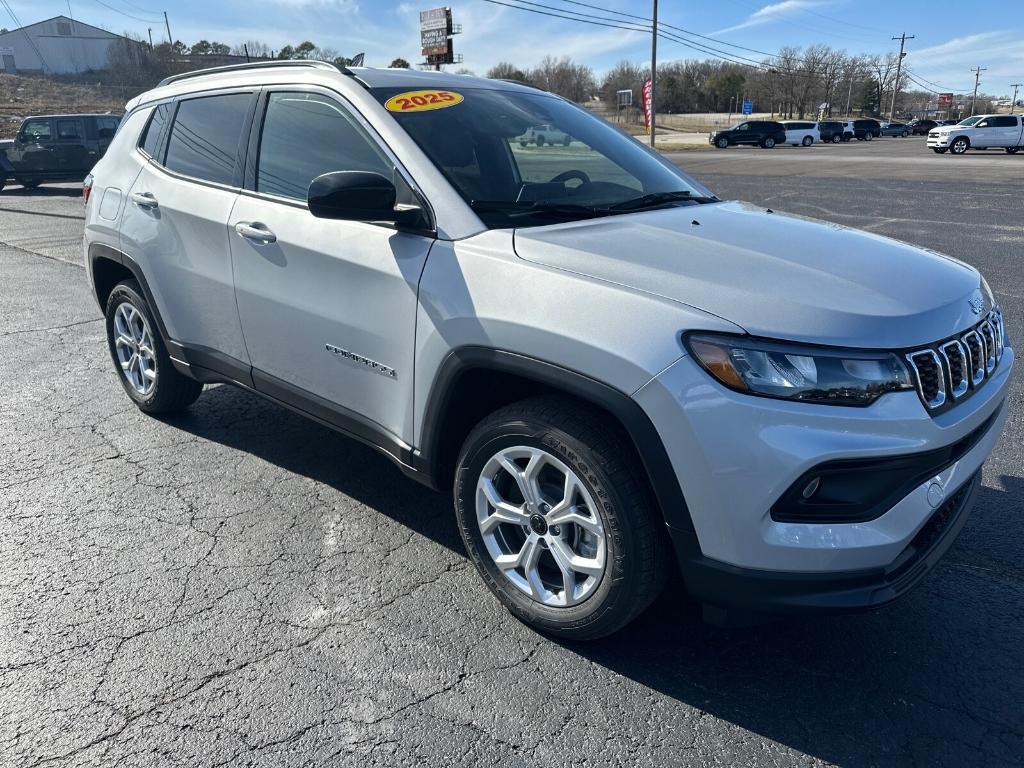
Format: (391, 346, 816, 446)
(642, 79, 653, 133)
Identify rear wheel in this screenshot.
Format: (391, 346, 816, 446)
(536, 135, 546, 146)
(104, 280, 203, 414)
(830, 134, 840, 143)
(562, 136, 571, 146)
(863, 132, 873, 142)
(901, 130, 909, 137)
(761, 137, 776, 148)
(1006, 147, 1019, 154)
(801, 135, 813, 146)
(454, 396, 668, 640)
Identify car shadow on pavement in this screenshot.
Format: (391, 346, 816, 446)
(162, 383, 1022, 766)
(160, 382, 466, 556)
(568, 477, 1024, 766)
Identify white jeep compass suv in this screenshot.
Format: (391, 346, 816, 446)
(84, 62, 1014, 638)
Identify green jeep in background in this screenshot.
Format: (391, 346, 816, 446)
(0, 113, 122, 192)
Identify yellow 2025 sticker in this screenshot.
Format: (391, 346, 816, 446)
(385, 90, 464, 113)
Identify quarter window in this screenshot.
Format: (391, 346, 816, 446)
(140, 103, 171, 159)
(256, 92, 394, 201)
(165, 93, 251, 186)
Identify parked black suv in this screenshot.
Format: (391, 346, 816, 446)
(817, 121, 846, 143)
(709, 120, 787, 149)
(851, 119, 882, 141)
(0, 113, 121, 191)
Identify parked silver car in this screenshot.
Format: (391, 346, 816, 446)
(84, 62, 1013, 637)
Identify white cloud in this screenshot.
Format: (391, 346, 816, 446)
(710, 0, 830, 36)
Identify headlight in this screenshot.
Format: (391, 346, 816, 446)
(685, 333, 915, 406)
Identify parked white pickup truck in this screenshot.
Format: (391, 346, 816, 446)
(927, 114, 1024, 155)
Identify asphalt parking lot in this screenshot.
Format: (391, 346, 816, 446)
(1, 137, 1021, 767)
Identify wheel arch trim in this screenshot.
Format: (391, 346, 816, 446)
(417, 346, 697, 536)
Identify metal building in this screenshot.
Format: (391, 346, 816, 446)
(0, 15, 141, 75)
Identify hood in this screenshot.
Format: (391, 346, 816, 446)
(513, 200, 988, 349)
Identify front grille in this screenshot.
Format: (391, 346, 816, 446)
(905, 309, 1006, 413)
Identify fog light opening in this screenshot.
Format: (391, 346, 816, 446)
(801, 477, 821, 500)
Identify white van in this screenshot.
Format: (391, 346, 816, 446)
(779, 120, 820, 146)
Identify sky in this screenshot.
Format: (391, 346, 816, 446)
(6, 0, 1022, 97)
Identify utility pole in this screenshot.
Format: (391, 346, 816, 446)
(649, 0, 658, 149)
(163, 11, 172, 45)
(970, 66, 986, 116)
(889, 33, 914, 120)
(147, 28, 153, 49)
(845, 68, 854, 116)
(1011, 83, 1022, 115)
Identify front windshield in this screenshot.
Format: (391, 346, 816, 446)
(957, 116, 983, 126)
(374, 86, 715, 228)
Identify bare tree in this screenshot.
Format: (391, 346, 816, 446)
(530, 56, 595, 102)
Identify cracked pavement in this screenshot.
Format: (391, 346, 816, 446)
(1, 149, 1022, 768)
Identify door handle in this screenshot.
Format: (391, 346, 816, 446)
(130, 191, 159, 209)
(234, 222, 277, 244)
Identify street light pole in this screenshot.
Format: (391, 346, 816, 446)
(889, 33, 914, 121)
(970, 66, 986, 116)
(649, 0, 658, 149)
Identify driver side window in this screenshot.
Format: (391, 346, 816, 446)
(20, 119, 51, 142)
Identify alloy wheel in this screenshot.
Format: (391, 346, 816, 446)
(113, 302, 157, 396)
(475, 445, 607, 608)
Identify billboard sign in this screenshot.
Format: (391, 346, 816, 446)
(420, 7, 448, 31)
(937, 92, 954, 108)
(421, 28, 448, 56)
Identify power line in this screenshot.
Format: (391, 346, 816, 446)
(90, 0, 163, 24)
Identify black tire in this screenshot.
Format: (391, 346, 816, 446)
(761, 137, 776, 148)
(830, 134, 840, 143)
(562, 136, 571, 146)
(715, 136, 729, 149)
(454, 396, 669, 640)
(536, 135, 545, 146)
(901, 130, 909, 137)
(104, 279, 203, 414)
(21, 179, 40, 189)
(933, 148, 947, 154)
(519, 141, 528, 147)
(950, 137, 969, 154)
(801, 135, 813, 146)
(1006, 147, 1019, 154)
(863, 132, 873, 141)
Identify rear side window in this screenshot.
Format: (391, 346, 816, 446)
(256, 92, 393, 201)
(990, 116, 1018, 127)
(165, 93, 251, 186)
(56, 119, 82, 140)
(97, 116, 120, 139)
(139, 103, 171, 158)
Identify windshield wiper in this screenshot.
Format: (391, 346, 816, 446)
(470, 200, 610, 219)
(605, 191, 718, 212)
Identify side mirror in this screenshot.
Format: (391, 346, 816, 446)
(308, 171, 407, 223)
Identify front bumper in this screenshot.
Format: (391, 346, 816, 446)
(633, 343, 1013, 594)
(927, 133, 952, 148)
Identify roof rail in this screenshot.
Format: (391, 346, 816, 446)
(157, 60, 350, 88)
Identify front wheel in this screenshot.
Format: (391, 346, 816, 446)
(104, 280, 203, 414)
(454, 397, 668, 640)
(933, 148, 947, 154)
(901, 130, 909, 137)
(1006, 147, 1020, 154)
(715, 136, 729, 149)
(830, 134, 840, 143)
(535, 135, 545, 147)
(950, 137, 970, 154)
(863, 132, 873, 142)
(761, 137, 776, 148)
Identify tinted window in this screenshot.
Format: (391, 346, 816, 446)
(256, 92, 393, 201)
(990, 116, 1018, 127)
(97, 116, 120, 139)
(21, 119, 50, 141)
(140, 103, 171, 158)
(165, 94, 251, 185)
(56, 119, 82, 140)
